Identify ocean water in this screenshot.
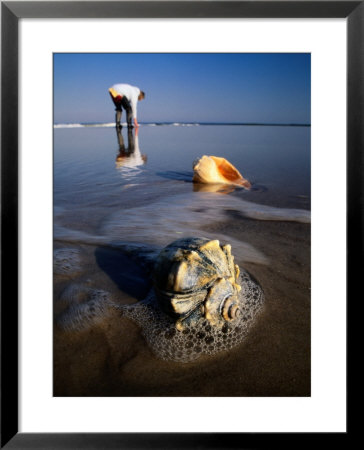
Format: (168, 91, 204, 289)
(54, 124, 310, 235)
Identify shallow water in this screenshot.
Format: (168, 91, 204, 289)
(54, 125, 310, 235)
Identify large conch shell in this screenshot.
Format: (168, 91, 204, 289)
(152, 237, 242, 331)
(193, 155, 251, 189)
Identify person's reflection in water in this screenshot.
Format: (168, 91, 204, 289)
(116, 125, 134, 156)
(115, 126, 147, 173)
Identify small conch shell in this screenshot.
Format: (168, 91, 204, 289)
(193, 155, 251, 189)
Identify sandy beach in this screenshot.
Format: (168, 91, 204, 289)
(54, 215, 310, 397)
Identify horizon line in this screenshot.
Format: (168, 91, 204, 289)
(54, 121, 311, 127)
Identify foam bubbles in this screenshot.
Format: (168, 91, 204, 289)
(120, 271, 264, 363)
(56, 284, 112, 331)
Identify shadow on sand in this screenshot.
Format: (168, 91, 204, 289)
(94, 246, 151, 301)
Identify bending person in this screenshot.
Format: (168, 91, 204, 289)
(108, 83, 145, 128)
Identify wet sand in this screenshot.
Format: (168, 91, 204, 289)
(54, 216, 310, 397)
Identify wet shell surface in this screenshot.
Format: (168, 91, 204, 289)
(152, 237, 253, 331)
(193, 155, 251, 189)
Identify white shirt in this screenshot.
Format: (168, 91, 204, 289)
(110, 84, 141, 119)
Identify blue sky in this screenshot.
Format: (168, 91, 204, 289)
(53, 53, 310, 124)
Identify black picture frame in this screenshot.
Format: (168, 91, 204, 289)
(1, 1, 359, 448)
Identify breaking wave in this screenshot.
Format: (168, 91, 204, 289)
(54, 122, 310, 129)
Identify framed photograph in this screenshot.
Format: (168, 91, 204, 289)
(2, 1, 359, 448)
